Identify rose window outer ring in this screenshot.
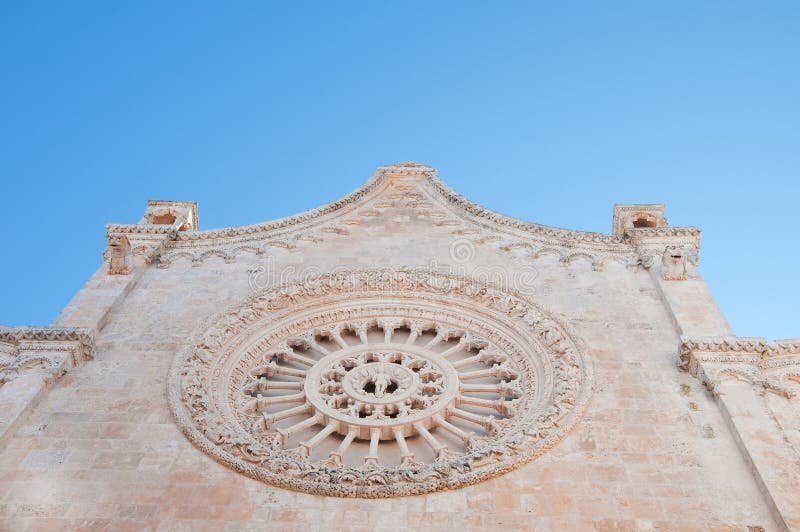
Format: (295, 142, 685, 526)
(168, 269, 592, 498)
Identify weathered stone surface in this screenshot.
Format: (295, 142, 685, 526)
(0, 162, 794, 530)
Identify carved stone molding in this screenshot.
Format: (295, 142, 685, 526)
(628, 227, 701, 279)
(680, 336, 800, 529)
(680, 336, 800, 396)
(424, 170, 628, 250)
(103, 163, 702, 273)
(104, 163, 684, 270)
(104, 228, 180, 271)
(168, 268, 592, 497)
(0, 326, 94, 386)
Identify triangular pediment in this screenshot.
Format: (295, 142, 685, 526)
(112, 161, 698, 269)
(172, 162, 625, 245)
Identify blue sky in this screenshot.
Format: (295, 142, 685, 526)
(1, 2, 797, 339)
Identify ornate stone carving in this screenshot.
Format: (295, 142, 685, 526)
(426, 168, 628, 250)
(680, 336, 800, 396)
(106, 234, 131, 275)
(627, 226, 701, 276)
(168, 269, 591, 497)
(662, 246, 688, 280)
(103, 164, 701, 277)
(0, 327, 94, 386)
(111, 163, 692, 269)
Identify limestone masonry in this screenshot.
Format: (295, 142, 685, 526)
(1, 162, 798, 530)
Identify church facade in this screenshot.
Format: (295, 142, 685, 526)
(1, 162, 797, 530)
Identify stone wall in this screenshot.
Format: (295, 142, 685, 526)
(0, 163, 794, 530)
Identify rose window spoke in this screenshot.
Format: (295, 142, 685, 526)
(239, 319, 523, 468)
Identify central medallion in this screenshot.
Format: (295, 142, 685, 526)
(346, 360, 411, 399)
(299, 345, 463, 442)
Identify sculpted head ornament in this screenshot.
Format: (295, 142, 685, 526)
(106, 234, 131, 275)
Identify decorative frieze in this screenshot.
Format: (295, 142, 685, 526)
(0, 326, 94, 386)
(96, 163, 705, 281)
(104, 163, 704, 270)
(680, 336, 800, 396)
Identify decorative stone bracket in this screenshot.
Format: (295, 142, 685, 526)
(627, 227, 701, 280)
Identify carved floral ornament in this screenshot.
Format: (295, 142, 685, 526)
(168, 269, 592, 497)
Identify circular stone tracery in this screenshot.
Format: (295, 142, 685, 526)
(169, 269, 591, 497)
(322, 352, 428, 415)
(242, 321, 523, 465)
(344, 359, 412, 401)
(303, 345, 464, 440)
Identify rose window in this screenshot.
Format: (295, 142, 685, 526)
(169, 269, 590, 497)
(241, 319, 523, 468)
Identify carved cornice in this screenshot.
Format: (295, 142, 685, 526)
(105, 224, 178, 236)
(113, 163, 629, 247)
(680, 335, 800, 396)
(0, 326, 94, 385)
(109, 162, 702, 270)
(177, 170, 386, 241)
(0, 326, 94, 358)
(627, 226, 702, 239)
(626, 226, 702, 278)
(424, 172, 628, 249)
(681, 336, 800, 360)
